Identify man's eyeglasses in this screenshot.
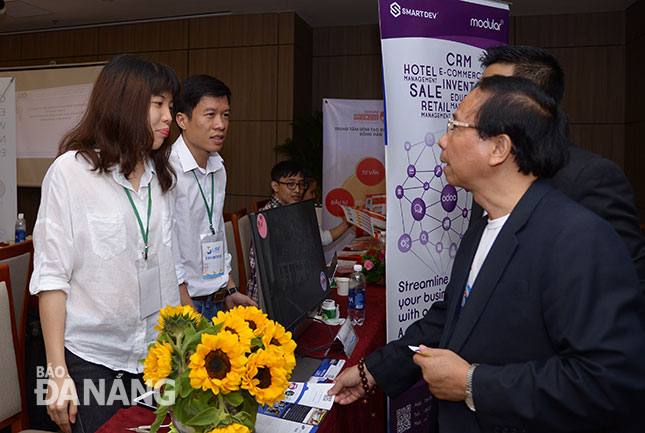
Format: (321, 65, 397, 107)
(277, 181, 309, 191)
(447, 118, 477, 134)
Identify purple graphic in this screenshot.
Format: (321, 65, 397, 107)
(398, 234, 412, 252)
(434, 165, 443, 177)
(393, 128, 473, 276)
(411, 198, 426, 221)
(441, 184, 458, 212)
(419, 231, 429, 245)
(424, 132, 435, 146)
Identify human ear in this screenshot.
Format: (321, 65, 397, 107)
(489, 134, 512, 167)
(176, 112, 187, 130)
(271, 181, 279, 194)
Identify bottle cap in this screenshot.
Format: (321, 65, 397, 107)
(18, 213, 24, 219)
(353, 264, 363, 272)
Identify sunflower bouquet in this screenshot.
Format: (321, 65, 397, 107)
(142, 305, 296, 433)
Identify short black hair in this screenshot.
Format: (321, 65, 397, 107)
(271, 160, 304, 182)
(475, 75, 569, 178)
(480, 45, 565, 104)
(175, 74, 231, 118)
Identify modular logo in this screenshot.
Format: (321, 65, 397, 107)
(469, 17, 504, 31)
(390, 2, 401, 18)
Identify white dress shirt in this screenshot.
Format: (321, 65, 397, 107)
(170, 135, 232, 297)
(30, 151, 179, 373)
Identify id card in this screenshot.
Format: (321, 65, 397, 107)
(200, 232, 224, 279)
(137, 254, 162, 319)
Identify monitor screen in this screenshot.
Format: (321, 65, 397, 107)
(249, 199, 331, 332)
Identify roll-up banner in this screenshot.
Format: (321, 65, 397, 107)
(322, 98, 385, 262)
(379, 0, 508, 430)
(0, 78, 17, 242)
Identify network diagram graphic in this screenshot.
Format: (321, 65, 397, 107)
(394, 127, 472, 275)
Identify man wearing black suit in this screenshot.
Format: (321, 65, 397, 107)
(329, 76, 645, 432)
(472, 45, 645, 280)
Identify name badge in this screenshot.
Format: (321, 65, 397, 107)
(137, 254, 162, 319)
(201, 232, 224, 279)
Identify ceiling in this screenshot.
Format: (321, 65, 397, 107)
(0, 0, 639, 34)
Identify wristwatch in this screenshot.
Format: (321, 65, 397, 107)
(225, 286, 239, 297)
(465, 363, 479, 412)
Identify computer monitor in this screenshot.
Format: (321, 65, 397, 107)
(249, 199, 331, 332)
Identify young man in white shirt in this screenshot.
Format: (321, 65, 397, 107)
(170, 74, 256, 320)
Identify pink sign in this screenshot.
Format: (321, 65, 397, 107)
(257, 213, 268, 239)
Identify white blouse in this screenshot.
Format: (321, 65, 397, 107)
(30, 151, 180, 373)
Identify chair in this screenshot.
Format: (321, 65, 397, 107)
(0, 240, 34, 356)
(236, 212, 253, 291)
(0, 264, 27, 431)
(223, 217, 240, 288)
(228, 209, 249, 294)
(253, 198, 270, 213)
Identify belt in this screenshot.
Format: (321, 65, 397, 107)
(192, 289, 226, 304)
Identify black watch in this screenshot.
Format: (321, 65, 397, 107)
(225, 286, 239, 297)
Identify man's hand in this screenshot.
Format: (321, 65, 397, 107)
(225, 291, 258, 310)
(46, 375, 78, 433)
(327, 365, 376, 404)
(412, 346, 470, 401)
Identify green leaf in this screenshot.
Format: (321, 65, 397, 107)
(179, 371, 193, 399)
(223, 390, 244, 407)
(185, 407, 221, 426)
(150, 406, 169, 433)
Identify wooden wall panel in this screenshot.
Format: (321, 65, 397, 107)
(0, 35, 21, 61)
(279, 12, 295, 45)
(625, 122, 645, 211)
(548, 46, 625, 124)
(313, 25, 381, 57)
(277, 46, 294, 121)
(625, 36, 645, 123)
(627, 0, 645, 41)
(223, 194, 271, 214)
(568, 124, 625, 168)
(19, 55, 98, 67)
(219, 121, 276, 196)
(514, 12, 625, 47)
(97, 50, 188, 80)
(625, 0, 645, 223)
(21, 29, 98, 60)
(98, 20, 188, 54)
(189, 14, 278, 49)
(313, 54, 383, 110)
(188, 47, 278, 121)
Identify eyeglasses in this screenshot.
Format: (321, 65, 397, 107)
(277, 181, 309, 191)
(446, 118, 477, 134)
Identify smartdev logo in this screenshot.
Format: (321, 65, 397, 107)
(470, 17, 504, 31)
(390, 2, 401, 18)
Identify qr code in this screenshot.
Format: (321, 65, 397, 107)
(396, 404, 412, 432)
(322, 394, 333, 402)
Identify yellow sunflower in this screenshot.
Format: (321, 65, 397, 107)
(143, 341, 173, 387)
(188, 331, 247, 395)
(229, 306, 268, 337)
(212, 310, 254, 352)
(261, 321, 297, 373)
(206, 424, 250, 433)
(241, 348, 289, 406)
(155, 304, 202, 335)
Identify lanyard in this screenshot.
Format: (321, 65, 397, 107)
(192, 170, 215, 235)
(124, 182, 152, 260)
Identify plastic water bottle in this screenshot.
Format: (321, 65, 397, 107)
(15, 213, 26, 243)
(348, 264, 366, 326)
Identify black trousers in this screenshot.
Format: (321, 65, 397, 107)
(65, 349, 144, 433)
